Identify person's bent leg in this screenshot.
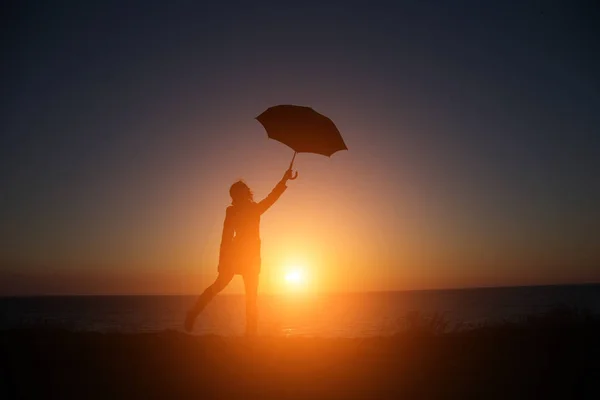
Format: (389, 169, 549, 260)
(185, 272, 234, 332)
(242, 273, 259, 337)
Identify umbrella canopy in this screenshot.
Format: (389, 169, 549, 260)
(256, 105, 348, 157)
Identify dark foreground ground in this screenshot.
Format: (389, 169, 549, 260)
(1, 310, 599, 399)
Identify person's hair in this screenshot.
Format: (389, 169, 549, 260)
(229, 180, 253, 204)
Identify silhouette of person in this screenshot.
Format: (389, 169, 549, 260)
(185, 167, 295, 336)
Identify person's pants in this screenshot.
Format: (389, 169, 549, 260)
(191, 272, 259, 335)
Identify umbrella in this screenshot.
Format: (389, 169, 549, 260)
(255, 105, 348, 179)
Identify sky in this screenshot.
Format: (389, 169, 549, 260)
(1, 0, 599, 295)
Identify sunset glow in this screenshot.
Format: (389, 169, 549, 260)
(284, 268, 305, 285)
(279, 264, 316, 294)
(1, 1, 599, 297)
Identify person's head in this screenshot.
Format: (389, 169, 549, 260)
(229, 180, 253, 205)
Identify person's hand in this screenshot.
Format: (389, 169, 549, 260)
(282, 168, 293, 181)
(282, 168, 297, 181)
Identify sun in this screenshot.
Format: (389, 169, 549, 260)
(284, 267, 307, 290)
(278, 261, 316, 294)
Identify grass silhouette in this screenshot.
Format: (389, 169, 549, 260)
(2, 306, 598, 399)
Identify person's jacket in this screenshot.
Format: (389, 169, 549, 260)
(218, 179, 287, 274)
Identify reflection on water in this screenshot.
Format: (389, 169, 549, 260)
(1, 284, 599, 337)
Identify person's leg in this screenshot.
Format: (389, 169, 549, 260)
(242, 273, 259, 337)
(185, 272, 234, 332)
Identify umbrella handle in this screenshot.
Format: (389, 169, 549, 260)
(288, 151, 299, 180)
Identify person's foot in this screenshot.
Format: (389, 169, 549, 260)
(184, 310, 196, 333)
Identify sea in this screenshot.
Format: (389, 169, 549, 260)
(1, 284, 599, 337)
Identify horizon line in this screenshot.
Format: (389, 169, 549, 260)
(2, 280, 599, 298)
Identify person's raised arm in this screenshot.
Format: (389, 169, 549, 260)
(257, 169, 293, 214)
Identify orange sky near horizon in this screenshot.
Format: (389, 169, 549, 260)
(2, 126, 598, 296)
